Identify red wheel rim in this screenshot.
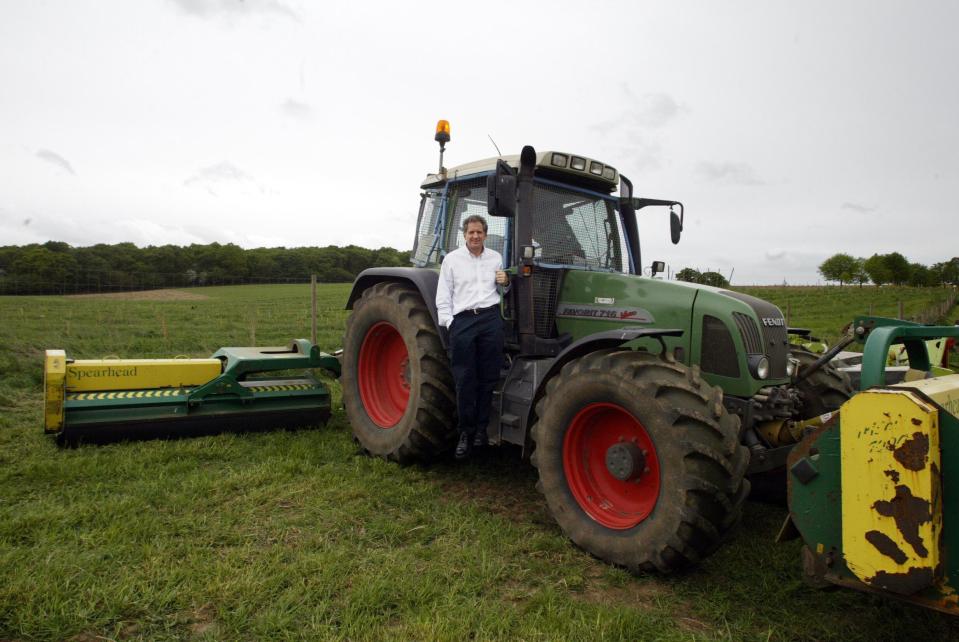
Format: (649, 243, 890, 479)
(563, 402, 660, 529)
(358, 322, 410, 428)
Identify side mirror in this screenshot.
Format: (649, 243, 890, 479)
(487, 160, 516, 218)
(650, 260, 665, 277)
(670, 210, 683, 244)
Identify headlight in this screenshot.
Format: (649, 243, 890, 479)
(786, 354, 797, 377)
(756, 356, 770, 380)
(748, 355, 770, 380)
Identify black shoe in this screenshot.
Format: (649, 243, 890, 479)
(454, 432, 472, 461)
(473, 430, 488, 449)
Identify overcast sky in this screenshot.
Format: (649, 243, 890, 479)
(1, 0, 956, 284)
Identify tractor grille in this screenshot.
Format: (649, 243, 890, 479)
(532, 269, 561, 338)
(701, 315, 740, 378)
(733, 312, 763, 354)
(721, 290, 789, 379)
(761, 323, 789, 379)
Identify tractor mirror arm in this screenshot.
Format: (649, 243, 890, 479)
(631, 198, 684, 245)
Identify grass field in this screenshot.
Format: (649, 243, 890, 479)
(2, 284, 958, 641)
(737, 285, 958, 345)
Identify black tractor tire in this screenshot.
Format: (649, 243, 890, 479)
(793, 348, 854, 417)
(531, 349, 750, 573)
(342, 281, 456, 463)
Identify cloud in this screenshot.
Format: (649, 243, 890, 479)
(631, 92, 682, 129)
(36, 149, 76, 175)
(168, 0, 299, 21)
(592, 88, 683, 134)
(183, 161, 263, 196)
(765, 248, 787, 260)
(841, 202, 877, 213)
(695, 161, 765, 186)
(280, 98, 312, 120)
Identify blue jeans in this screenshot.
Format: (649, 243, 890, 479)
(449, 307, 504, 436)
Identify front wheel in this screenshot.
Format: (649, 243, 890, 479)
(792, 348, 854, 417)
(531, 350, 749, 573)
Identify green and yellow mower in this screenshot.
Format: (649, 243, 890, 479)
(784, 317, 959, 615)
(43, 339, 339, 444)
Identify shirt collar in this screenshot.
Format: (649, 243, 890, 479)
(466, 246, 487, 259)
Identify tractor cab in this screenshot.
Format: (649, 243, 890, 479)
(414, 151, 632, 274)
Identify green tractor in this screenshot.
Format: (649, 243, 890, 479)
(341, 124, 853, 572)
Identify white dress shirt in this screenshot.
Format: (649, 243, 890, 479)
(436, 245, 504, 328)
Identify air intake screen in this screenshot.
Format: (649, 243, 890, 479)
(733, 312, 763, 354)
(532, 270, 561, 338)
(701, 315, 740, 378)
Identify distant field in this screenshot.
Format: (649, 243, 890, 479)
(2, 284, 958, 641)
(737, 284, 957, 345)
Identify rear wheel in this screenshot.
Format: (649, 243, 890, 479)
(531, 350, 749, 573)
(342, 282, 456, 463)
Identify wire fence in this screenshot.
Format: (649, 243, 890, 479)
(0, 273, 351, 296)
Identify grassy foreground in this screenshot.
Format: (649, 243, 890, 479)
(1, 284, 958, 641)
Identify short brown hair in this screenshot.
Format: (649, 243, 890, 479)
(462, 215, 488, 234)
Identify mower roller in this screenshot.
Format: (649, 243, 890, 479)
(43, 339, 340, 444)
(784, 318, 959, 614)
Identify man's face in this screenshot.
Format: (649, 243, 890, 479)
(464, 221, 487, 253)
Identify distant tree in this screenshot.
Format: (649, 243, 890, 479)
(675, 268, 702, 283)
(884, 252, 912, 286)
(908, 263, 936, 287)
(699, 271, 729, 288)
(864, 254, 892, 286)
(818, 253, 860, 286)
(939, 258, 959, 286)
(852, 259, 869, 288)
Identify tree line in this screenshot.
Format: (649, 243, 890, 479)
(0, 241, 411, 295)
(674, 268, 730, 288)
(818, 253, 959, 287)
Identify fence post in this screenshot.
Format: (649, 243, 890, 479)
(785, 301, 790, 327)
(311, 274, 318, 346)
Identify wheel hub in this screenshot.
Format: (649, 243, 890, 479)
(605, 441, 647, 481)
(563, 402, 661, 530)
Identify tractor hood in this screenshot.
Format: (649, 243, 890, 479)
(556, 271, 789, 396)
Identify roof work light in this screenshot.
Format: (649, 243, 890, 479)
(435, 119, 450, 174)
(435, 119, 451, 144)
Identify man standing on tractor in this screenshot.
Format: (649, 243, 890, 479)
(436, 214, 509, 460)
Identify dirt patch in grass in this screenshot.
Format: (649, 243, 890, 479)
(66, 289, 209, 301)
(189, 603, 217, 635)
(438, 474, 555, 527)
(575, 563, 671, 607)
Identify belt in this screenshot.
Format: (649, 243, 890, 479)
(455, 304, 498, 318)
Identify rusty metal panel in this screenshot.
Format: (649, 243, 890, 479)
(840, 388, 942, 595)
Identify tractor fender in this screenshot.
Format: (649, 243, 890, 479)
(346, 267, 442, 337)
(525, 328, 685, 440)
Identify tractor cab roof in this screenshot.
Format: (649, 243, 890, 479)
(421, 151, 619, 194)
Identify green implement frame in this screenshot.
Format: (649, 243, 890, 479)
(57, 339, 340, 444)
